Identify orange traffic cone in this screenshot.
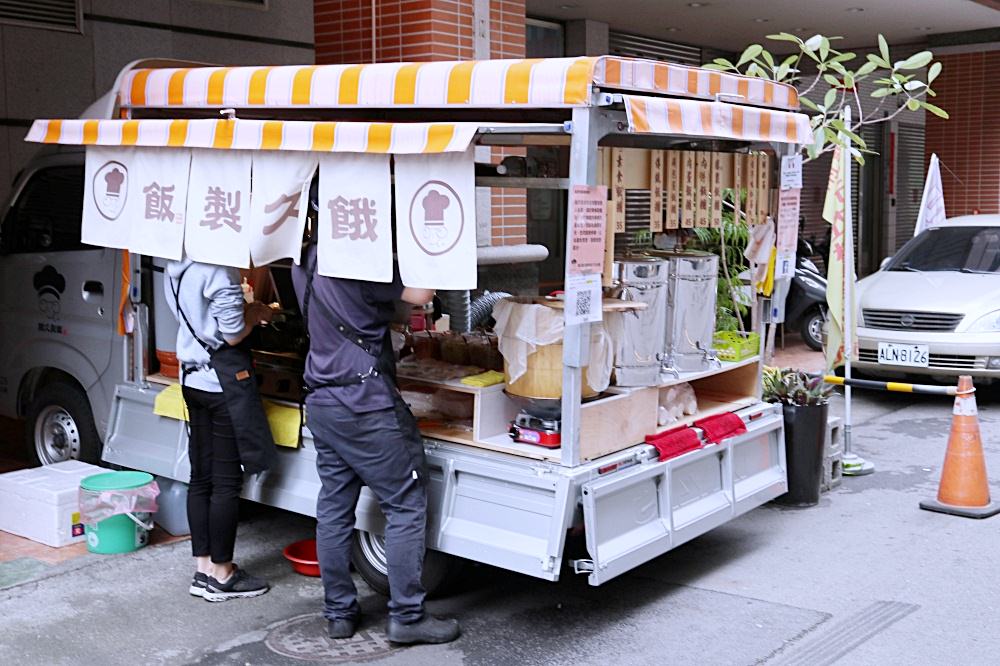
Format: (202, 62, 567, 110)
(920, 375, 999, 518)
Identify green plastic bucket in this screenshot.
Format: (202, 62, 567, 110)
(80, 471, 155, 555)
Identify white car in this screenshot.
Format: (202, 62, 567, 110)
(854, 215, 1000, 383)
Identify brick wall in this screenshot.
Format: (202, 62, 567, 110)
(314, 0, 528, 245)
(925, 49, 1000, 216)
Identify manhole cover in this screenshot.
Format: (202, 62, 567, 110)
(265, 613, 395, 663)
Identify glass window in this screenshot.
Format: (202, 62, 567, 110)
(3, 166, 91, 254)
(887, 226, 1000, 274)
(527, 18, 564, 58)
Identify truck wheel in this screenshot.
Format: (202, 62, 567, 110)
(350, 529, 463, 599)
(800, 308, 825, 352)
(25, 382, 102, 466)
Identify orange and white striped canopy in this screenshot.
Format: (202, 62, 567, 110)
(25, 118, 478, 153)
(624, 94, 812, 145)
(119, 56, 800, 112)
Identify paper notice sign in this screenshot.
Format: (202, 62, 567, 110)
(611, 148, 626, 233)
(776, 187, 801, 253)
(780, 154, 803, 190)
(318, 153, 393, 282)
(775, 250, 795, 279)
(695, 151, 711, 228)
(565, 273, 602, 325)
(568, 185, 608, 276)
(680, 152, 696, 228)
(665, 150, 680, 230)
(649, 150, 664, 232)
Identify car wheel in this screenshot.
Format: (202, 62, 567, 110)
(25, 381, 102, 466)
(800, 308, 825, 352)
(350, 529, 464, 598)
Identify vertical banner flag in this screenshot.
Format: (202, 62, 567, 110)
(249, 152, 317, 266)
(127, 148, 191, 260)
(914, 153, 947, 237)
(317, 153, 393, 282)
(83, 146, 133, 249)
(394, 149, 478, 290)
(823, 146, 856, 370)
(184, 149, 253, 268)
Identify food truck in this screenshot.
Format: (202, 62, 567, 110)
(5, 56, 811, 592)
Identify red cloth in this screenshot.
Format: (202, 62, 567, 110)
(645, 426, 702, 461)
(693, 412, 747, 444)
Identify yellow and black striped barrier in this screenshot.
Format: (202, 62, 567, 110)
(822, 375, 960, 396)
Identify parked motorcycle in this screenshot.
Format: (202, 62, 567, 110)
(786, 239, 828, 351)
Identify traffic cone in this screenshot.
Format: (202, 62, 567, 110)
(920, 375, 1000, 518)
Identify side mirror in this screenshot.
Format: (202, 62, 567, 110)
(879, 256, 893, 270)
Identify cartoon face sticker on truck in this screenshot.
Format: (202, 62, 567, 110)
(34, 265, 66, 321)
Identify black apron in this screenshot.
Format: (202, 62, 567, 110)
(170, 269, 277, 476)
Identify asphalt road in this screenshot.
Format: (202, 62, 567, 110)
(1, 386, 998, 665)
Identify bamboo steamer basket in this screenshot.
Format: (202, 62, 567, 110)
(504, 340, 599, 400)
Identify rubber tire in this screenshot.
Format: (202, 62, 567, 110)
(800, 308, 825, 352)
(25, 381, 102, 466)
(350, 530, 463, 599)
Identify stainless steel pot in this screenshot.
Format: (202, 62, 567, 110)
(647, 250, 720, 373)
(609, 256, 668, 386)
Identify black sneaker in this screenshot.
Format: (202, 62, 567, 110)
(189, 572, 209, 597)
(328, 616, 360, 640)
(386, 616, 461, 645)
(203, 567, 270, 602)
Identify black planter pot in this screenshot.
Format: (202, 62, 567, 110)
(774, 402, 829, 507)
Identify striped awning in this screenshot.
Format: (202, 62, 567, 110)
(623, 94, 812, 145)
(24, 118, 478, 153)
(119, 56, 800, 112)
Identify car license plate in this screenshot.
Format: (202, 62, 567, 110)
(877, 342, 929, 368)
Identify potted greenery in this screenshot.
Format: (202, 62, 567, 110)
(763, 367, 833, 506)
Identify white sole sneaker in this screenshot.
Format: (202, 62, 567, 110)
(203, 587, 269, 602)
(189, 584, 206, 597)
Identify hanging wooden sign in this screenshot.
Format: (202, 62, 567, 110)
(757, 153, 770, 224)
(695, 151, 711, 228)
(745, 153, 758, 225)
(649, 150, 664, 232)
(710, 152, 724, 229)
(610, 147, 626, 233)
(680, 151, 696, 228)
(732, 152, 744, 225)
(665, 150, 681, 230)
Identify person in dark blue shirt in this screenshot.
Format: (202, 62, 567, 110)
(293, 242, 460, 645)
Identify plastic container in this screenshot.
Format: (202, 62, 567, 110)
(0, 460, 105, 547)
(283, 539, 321, 576)
(80, 471, 156, 554)
(153, 476, 190, 536)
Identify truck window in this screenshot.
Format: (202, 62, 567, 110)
(2, 166, 93, 253)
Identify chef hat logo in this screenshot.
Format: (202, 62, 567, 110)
(34, 265, 66, 298)
(104, 167, 125, 196)
(421, 189, 450, 223)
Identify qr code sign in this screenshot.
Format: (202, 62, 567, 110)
(575, 290, 592, 318)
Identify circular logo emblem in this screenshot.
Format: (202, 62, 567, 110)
(899, 313, 915, 327)
(408, 180, 464, 256)
(92, 160, 128, 220)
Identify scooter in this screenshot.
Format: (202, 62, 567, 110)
(785, 240, 828, 351)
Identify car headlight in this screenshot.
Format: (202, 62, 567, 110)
(968, 309, 1000, 332)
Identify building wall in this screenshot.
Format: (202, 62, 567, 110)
(0, 0, 314, 208)
(924, 48, 1000, 216)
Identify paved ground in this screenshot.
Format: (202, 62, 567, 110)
(1, 341, 998, 665)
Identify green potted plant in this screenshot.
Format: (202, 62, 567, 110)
(763, 367, 833, 506)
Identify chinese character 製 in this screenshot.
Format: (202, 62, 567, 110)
(200, 187, 242, 232)
(142, 182, 176, 222)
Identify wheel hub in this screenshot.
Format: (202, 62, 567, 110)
(357, 531, 389, 576)
(35, 406, 80, 464)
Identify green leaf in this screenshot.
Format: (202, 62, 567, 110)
(903, 80, 926, 91)
(702, 63, 727, 71)
(767, 32, 801, 43)
(867, 53, 889, 69)
(896, 50, 933, 70)
(878, 34, 890, 63)
(737, 44, 763, 66)
(928, 61, 942, 84)
(856, 61, 878, 77)
(844, 73, 855, 88)
(800, 97, 821, 112)
(906, 98, 920, 111)
(820, 38, 830, 61)
(824, 74, 841, 87)
(824, 89, 836, 109)
(920, 101, 950, 119)
(870, 87, 894, 98)
(830, 52, 856, 64)
(761, 49, 775, 67)
(775, 62, 792, 81)
(926, 88, 937, 97)
(829, 61, 847, 76)
(782, 54, 798, 67)
(713, 57, 735, 69)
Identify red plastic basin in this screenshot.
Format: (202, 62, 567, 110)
(283, 539, 320, 577)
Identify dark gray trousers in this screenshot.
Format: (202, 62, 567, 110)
(306, 394, 428, 624)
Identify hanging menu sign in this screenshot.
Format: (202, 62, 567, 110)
(757, 153, 770, 224)
(732, 153, 744, 225)
(665, 150, 680, 230)
(710, 152, 724, 229)
(649, 150, 664, 232)
(611, 147, 626, 233)
(695, 151, 711, 228)
(680, 152, 696, 228)
(568, 185, 608, 276)
(745, 153, 758, 225)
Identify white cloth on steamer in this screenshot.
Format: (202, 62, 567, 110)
(492, 299, 613, 393)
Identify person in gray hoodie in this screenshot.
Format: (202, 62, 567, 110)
(165, 257, 274, 602)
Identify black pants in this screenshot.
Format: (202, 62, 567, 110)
(306, 393, 428, 624)
(183, 386, 243, 564)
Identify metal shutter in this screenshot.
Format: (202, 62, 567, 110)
(608, 31, 702, 66)
(0, 0, 80, 31)
(894, 123, 926, 249)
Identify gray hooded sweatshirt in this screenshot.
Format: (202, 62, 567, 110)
(164, 258, 246, 392)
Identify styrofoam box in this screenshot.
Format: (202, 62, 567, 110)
(0, 460, 105, 547)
